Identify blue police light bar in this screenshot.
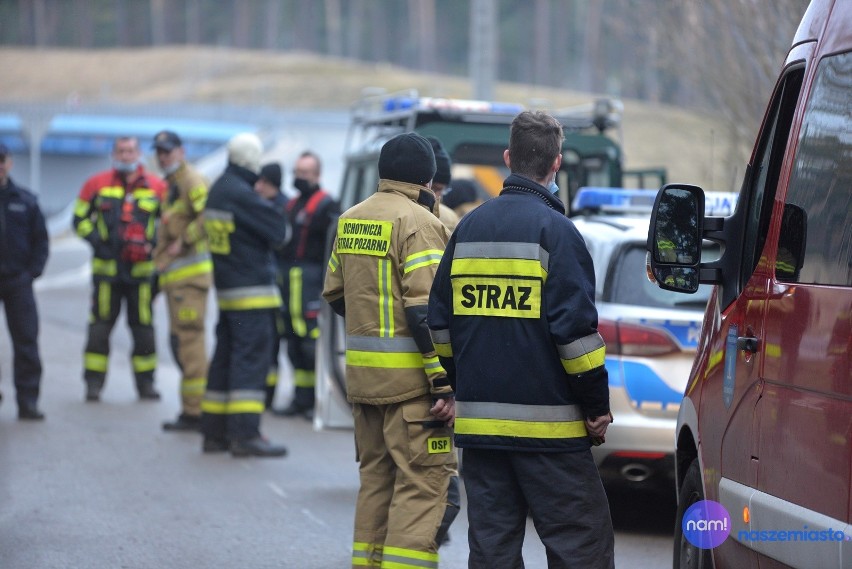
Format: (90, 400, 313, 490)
(382, 96, 524, 115)
(572, 187, 658, 213)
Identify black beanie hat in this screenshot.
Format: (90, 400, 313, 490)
(259, 163, 282, 190)
(442, 179, 479, 209)
(378, 132, 436, 185)
(426, 136, 452, 186)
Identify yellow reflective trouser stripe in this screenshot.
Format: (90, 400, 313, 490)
(76, 218, 94, 238)
(181, 377, 206, 395)
(84, 352, 108, 372)
(92, 258, 117, 277)
(139, 283, 152, 325)
(159, 259, 213, 285)
(266, 370, 278, 387)
(131, 261, 155, 278)
(402, 249, 443, 274)
(378, 258, 393, 337)
(98, 281, 111, 320)
(454, 417, 588, 439)
(294, 369, 315, 388)
(346, 350, 423, 369)
(352, 541, 381, 567)
(381, 546, 438, 569)
(289, 267, 307, 337)
(200, 400, 265, 414)
(132, 354, 157, 373)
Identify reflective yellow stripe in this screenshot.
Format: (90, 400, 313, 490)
(289, 267, 307, 337)
(132, 188, 157, 199)
(131, 261, 155, 278)
(99, 186, 124, 199)
(132, 353, 157, 373)
(76, 218, 94, 238)
(454, 417, 588, 439)
(451, 257, 546, 279)
(84, 352, 108, 372)
(378, 259, 393, 337)
(433, 342, 452, 357)
(266, 370, 278, 387)
(217, 296, 281, 310)
(403, 249, 443, 274)
(92, 258, 117, 277)
(328, 252, 340, 272)
(159, 259, 213, 285)
(381, 545, 438, 569)
(189, 185, 207, 212)
(558, 333, 607, 374)
(181, 377, 206, 395)
(74, 198, 91, 217)
(422, 355, 445, 374)
(98, 281, 111, 319)
(139, 283, 152, 325)
(346, 349, 423, 369)
(352, 541, 381, 567)
(561, 345, 606, 374)
(294, 369, 315, 388)
(200, 399, 265, 414)
(97, 216, 109, 240)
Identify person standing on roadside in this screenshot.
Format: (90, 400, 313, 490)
(427, 111, 615, 569)
(72, 136, 166, 402)
(272, 151, 338, 420)
(201, 133, 290, 458)
(425, 136, 460, 233)
(151, 130, 213, 433)
(0, 143, 49, 420)
(323, 133, 459, 568)
(253, 162, 288, 409)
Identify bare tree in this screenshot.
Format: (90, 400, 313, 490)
(580, 0, 604, 93)
(532, 0, 550, 87)
(263, 0, 281, 50)
(411, 0, 437, 72)
(150, 0, 166, 46)
(186, 0, 201, 44)
(325, 0, 342, 57)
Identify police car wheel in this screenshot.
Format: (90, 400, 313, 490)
(673, 458, 713, 569)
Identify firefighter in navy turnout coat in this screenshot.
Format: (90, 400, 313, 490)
(0, 143, 49, 420)
(427, 111, 615, 568)
(201, 133, 290, 458)
(273, 151, 339, 419)
(73, 136, 166, 402)
(323, 133, 459, 568)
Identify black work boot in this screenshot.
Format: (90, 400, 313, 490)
(163, 413, 202, 432)
(230, 436, 288, 458)
(85, 380, 103, 402)
(137, 382, 161, 401)
(18, 401, 45, 421)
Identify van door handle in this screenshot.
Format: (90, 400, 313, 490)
(736, 336, 759, 354)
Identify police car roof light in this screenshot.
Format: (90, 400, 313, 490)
(572, 187, 657, 214)
(381, 96, 524, 116)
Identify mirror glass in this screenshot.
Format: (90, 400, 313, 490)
(654, 188, 700, 265)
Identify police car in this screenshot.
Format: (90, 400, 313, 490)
(570, 187, 736, 487)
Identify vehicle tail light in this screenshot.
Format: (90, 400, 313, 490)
(598, 319, 679, 357)
(612, 451, 668, 460)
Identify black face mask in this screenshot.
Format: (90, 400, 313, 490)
(293, 178, 317, 194)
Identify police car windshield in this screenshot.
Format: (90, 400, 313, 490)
(607, 245, 713, 309)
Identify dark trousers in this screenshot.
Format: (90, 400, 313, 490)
(463, 447, 615, 569)
(281, 262, 322, 409)
(83, 279, 156, 392)
(202, 308, 274, 441)
(0, 273, 42, 407)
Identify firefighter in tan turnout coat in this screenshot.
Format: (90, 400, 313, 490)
(322, 133, 459, 569)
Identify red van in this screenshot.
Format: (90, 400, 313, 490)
(646, 1, 851, 567)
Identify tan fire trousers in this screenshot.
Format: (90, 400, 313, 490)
(351, 394, 459, 569)
(164, 282, 209, 416)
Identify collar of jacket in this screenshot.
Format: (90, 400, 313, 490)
(500, 173, 565, 215)
(377, 179, 438, 215)
(166, 161, 187, 182)
(226, 162, 260, 186)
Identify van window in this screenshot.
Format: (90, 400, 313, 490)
(739, 65, 805, 289)
(777, 51, 852, 286)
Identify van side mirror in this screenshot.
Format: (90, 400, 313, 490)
(647, 184, 705, 293)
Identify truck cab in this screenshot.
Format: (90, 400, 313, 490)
(645, 1, 851, 567)
(316, 90, 666, 429)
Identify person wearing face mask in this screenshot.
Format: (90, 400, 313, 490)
(322, 132, 458, 568)
(72, 136, 167, 403)
(271, 151, 338, 420)
(150, 130, 213, 433)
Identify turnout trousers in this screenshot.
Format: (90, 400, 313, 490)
(281, 262, 323, 409)
(463, 447, 615, 569)
(0, 273, 42, 407)
(351, 395, 460, 568)
(163, 282, 209, 417)
(83, 278, 156, 394)
(201, 308, 274, 442)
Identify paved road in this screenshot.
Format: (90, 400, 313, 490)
(0, 236, 675, 568)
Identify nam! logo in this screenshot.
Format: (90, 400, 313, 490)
(683, 500, 731, 549)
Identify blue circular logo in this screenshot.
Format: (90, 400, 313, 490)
(682, 500, 731, 549)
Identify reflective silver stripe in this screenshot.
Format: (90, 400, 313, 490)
(454, 241, 549, 269)
(380, 552, 438, 569)
(163, 251, 212, 271)
(456, 401, 585, 422)
(429, 328, 451, 344)
(347, 335, 419, 352)
(403, 250, 443, 273)
(217, 285, 280, 301)
(204, 390, 228, 402)
(204, 208, 233, 221)
(720, 477, 851, 569)
(229, 390, 266, 402)
(557, 332, 605, 360)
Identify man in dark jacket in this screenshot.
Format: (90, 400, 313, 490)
(201, 133, 290, 457)
(0, 143, 49, 420)
(428, 111, 615, 568)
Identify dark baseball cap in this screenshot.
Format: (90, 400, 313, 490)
(152, 130, 182, 151)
